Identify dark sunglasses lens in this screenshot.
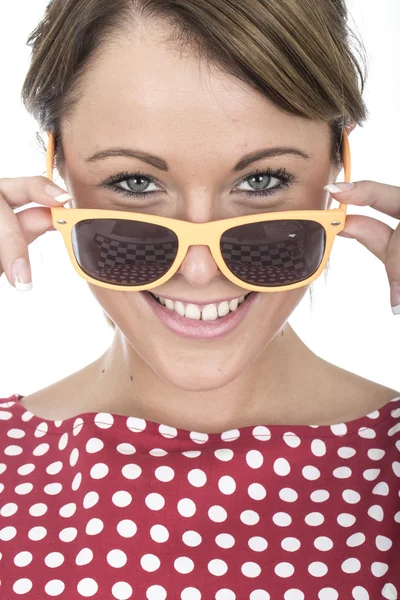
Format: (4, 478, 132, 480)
(71, 219, 179, 286)
(220, 220, 326, 286)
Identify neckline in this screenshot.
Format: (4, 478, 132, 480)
(2, 393, 399, 441)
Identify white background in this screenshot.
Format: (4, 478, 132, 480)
(0, 0, 399, 398)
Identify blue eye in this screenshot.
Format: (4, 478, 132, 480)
(102, 167, 294, 199)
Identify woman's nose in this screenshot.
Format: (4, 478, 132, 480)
(177, 245, 221, 287)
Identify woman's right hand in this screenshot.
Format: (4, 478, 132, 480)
(0, 176, 72, 290)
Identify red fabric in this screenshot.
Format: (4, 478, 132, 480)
(1, 393, 400, 600)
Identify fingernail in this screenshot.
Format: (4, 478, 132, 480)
(44, 184, 73, 204)
(11, 258, 32, 292)
(324, 182, 356, 194)
(390, 281, 400, 315)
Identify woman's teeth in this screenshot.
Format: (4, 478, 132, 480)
(150, 293, 252, 321)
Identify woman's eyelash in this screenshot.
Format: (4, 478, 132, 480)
(102, 167, 294, 199)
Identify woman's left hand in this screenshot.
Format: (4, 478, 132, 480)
(324, 181, 400, 315)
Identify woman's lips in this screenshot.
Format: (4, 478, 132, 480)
(140, 290, 260, 340)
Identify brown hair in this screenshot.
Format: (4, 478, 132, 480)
(21, 0, 368, 327)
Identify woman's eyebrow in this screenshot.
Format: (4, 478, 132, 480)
(85, 146, 311, 173)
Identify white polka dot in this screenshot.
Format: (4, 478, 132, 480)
(77, 577, 98, 597)
(14, 551, 33, 567)
(181, 588, 201, 600)
(83, 492, 99, 509)
(330, 423, 347, 436)
(382, 583, 398, 600)
(308, 561, 328, 577)
(76, 548, 94, 566)
(15, 482, 32, 496)
(150, 525, 169, 543)
(274, 458, 291, 476)
(117, 443, 136, 455)
(127, 416, 146, 432)
(188, 469, 207, 487)
(351, 586, 370, 600)
(146, 585, 167, 600)
(283, 433, 301, 448)
(28, 526, 47, 541)
(59, 527, 77, 542)
(246, 450, 264, 469)
(310, 490, 329, 503)
(302, 465, 321, 481)
(214, 449, 234, 461)
(215, 590, 236, 600)
(252, 426, 271, 440)
(8, 428, 26, 440)
(33, 442, 50, 456)
(44, 482, 62, 496)
(314, 536, 333, 551)
(121, 463, 142, 480)
(182, 451, 201, 458)
(221, 429, 240, 441)
(274, 562, 294, 578)
(218, 476, 236, 495)
(358, 427, 376, 439)
(16, 463, 35, 476)
(272, 512, 292, 527)
(59, 503, 75, 518)
(190, 431, 209, 444)
(117, 520, 137, 538)
(145, 493, 165, 511)
(58, 433, 68, 451)
(373, 481, 389, 496)
(337, 513, 356, 527)
(346, 532, 365, 547)
(279, 488, 298, 502)
(208, 505, 227, 523)
(333, 466, 352, 479)
(155, 466, 175, 482)
(318, 589, 339, 600)
(86, 438, 104, 454)
(375, 535, 392, 551)
(44, 579, 65, 596)
(311, 439, 326, 457)
(1, 502, 18, 517)
(111, 581, 133, 599)
(95, 413, 114, 429)
(392, 461, 400, 477)
(248, 536, 268, 552)
(208, 559, 228, 576)
(46, 461, 63, 475)
(240, 510, 260, 525)
(44, 552, 64, 568)
(159, 424, 177, 438)
(250, 592, 270, 600)
(371, 562, 389, 577)
(281, 537, 301, 552)
(149, 448, 168, 457)
(107, 549, 127, 568)
(140, 554, 160, 572)
(182, 530, 202, 547)
(341, 558, 361, 573)
(367, 448, 385, 461)
(368, 504, 384, 521)
(248, 483, 267, 501)
(72, 417, 84, 436)
(215, 533, 235, 549)
(284, 591, 304, 600)
(86, 518, 104, 535)
(337, 446, 356, 459)
(112, 491, 132, 508)
(0, 526, 16, 541)
(363, 468, 381, 481)
(13, 579, 33, 594)
(174, 556, 194, 574)
(241, 562, 262, 578)
(342, 489, 361, 504)
(90, 463, 109, 479)
(178, 498, 196, 517)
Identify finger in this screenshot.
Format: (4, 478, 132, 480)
(325, 180, 400, 220)
(385, 223, 400, 313)
(0, 176, 72, 209)
(337, 214, 394, 263)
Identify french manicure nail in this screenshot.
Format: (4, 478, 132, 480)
(324, 182, 356, 194)
(390, 281, 400, 315)
(44, 184, 73, 204)
(11, 258, 32, 292)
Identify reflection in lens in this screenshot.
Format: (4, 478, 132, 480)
(220, 220, 326, 286)
(72, 219, 179, 286)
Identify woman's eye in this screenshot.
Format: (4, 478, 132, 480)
(235, 172, 281, 195)
(114, 174, 160, 196)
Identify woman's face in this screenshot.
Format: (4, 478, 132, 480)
(60, 22, 340, 391)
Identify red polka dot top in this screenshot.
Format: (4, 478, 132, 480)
(1, 393, 400, 600)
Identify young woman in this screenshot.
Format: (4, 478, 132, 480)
(1, 0, 399, 598)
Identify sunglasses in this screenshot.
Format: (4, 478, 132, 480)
(47, 129, 350, 293)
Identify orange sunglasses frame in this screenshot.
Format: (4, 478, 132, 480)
(47, 128, 351, 293)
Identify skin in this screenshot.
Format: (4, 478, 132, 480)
(21, 20, 398, 431)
